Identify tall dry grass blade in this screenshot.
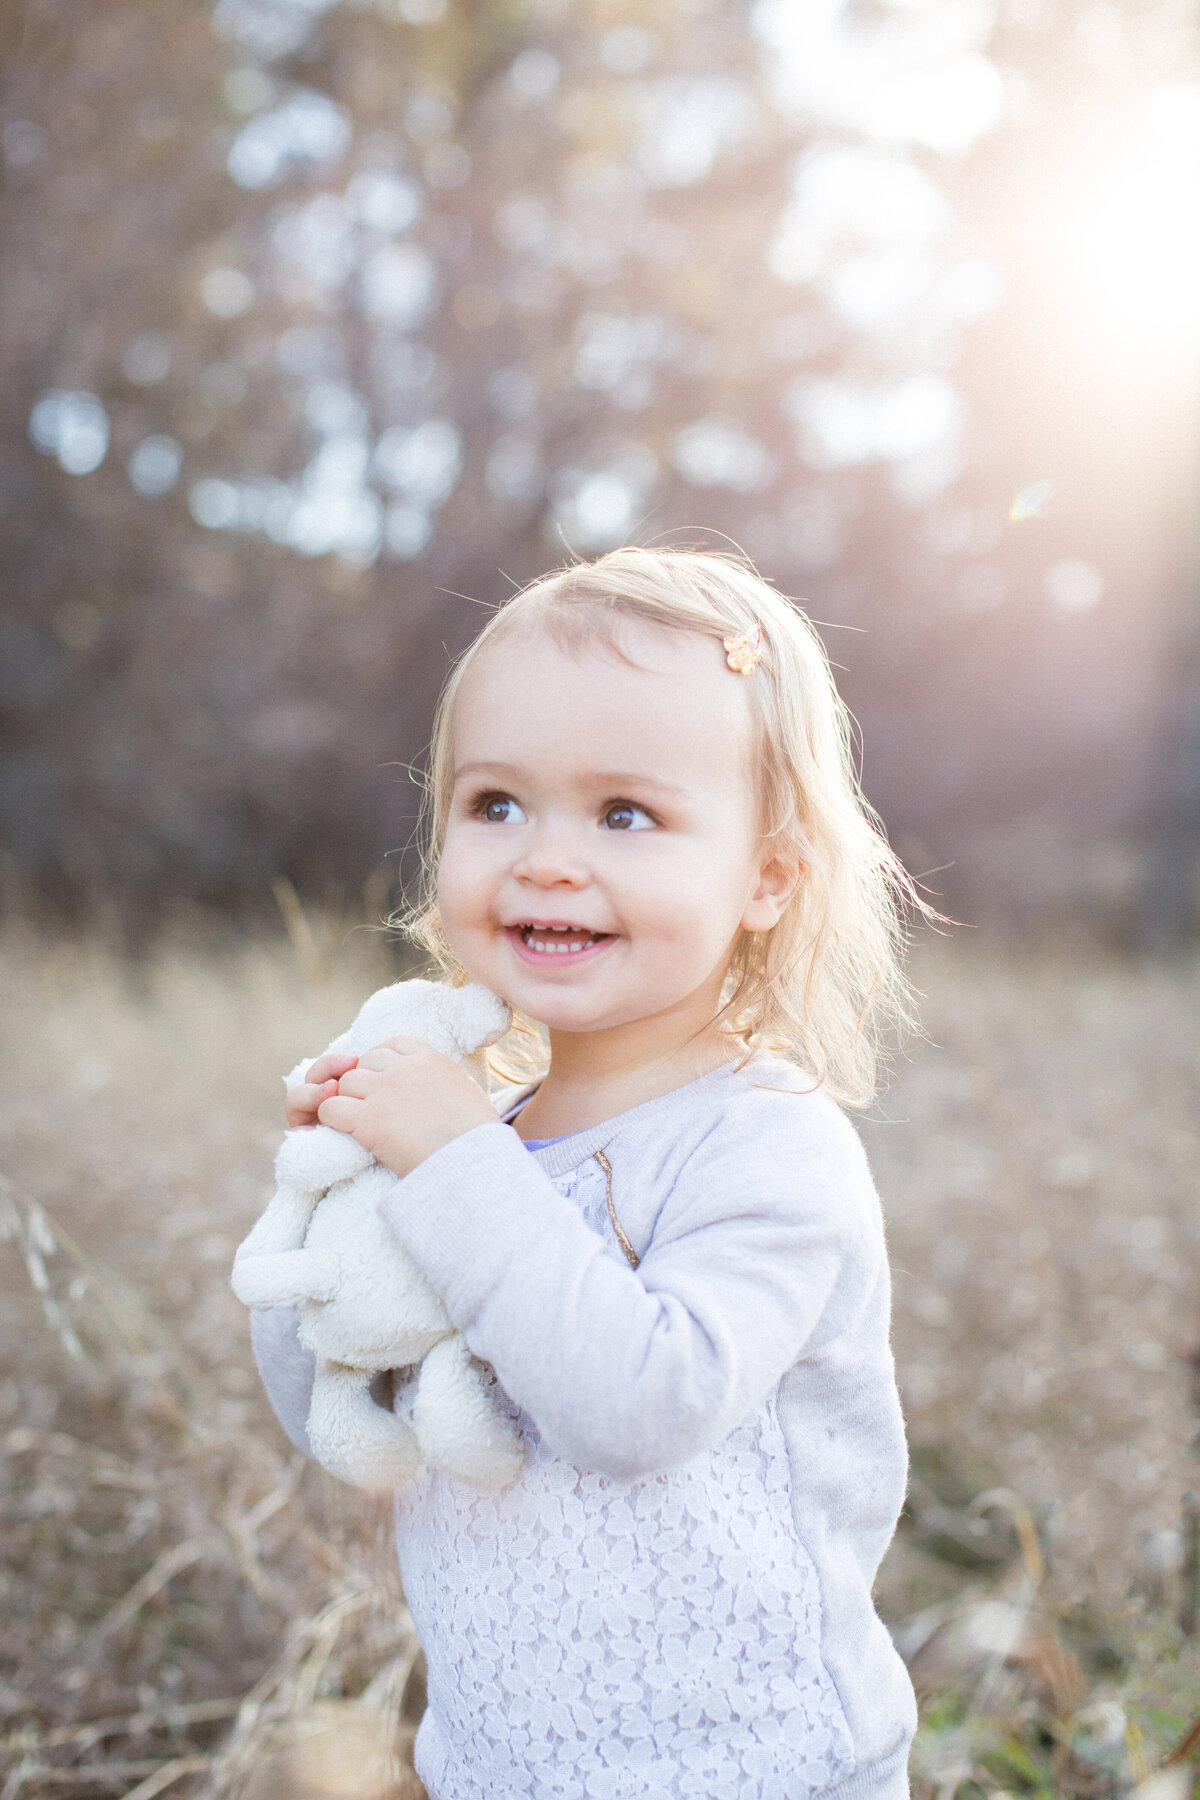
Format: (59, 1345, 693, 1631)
(1, 1174, 296, 1606)
(8, 1756, 211, 1786)
(0, 1176, 201, 1431)
(201, 1590, 377, 1800)
(969, 1487, 1045, 1590)
(1164, 1709, 1200, 1768)
(90, 1540, 206, 1646)
(1180, 1492, 1200, 1638)
(34, 1701, 241, 1752)
(0, 1762, 31, 1800)
(272, 879, 325, 983)
(0, 1183, 83, 1360)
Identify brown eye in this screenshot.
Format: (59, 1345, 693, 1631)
(471, 793, 525, 824)
(604, 802, 654, 831)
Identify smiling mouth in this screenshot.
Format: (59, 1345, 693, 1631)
(511, 923, 614, 955)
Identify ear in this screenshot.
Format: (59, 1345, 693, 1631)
(740, 850, 804, 934)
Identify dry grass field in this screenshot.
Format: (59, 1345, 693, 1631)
(1, 919, 1198, 1800)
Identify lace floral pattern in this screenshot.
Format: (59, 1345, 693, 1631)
(394, 1159, 856, 1800)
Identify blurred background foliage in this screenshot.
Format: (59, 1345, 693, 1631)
(3, 0, 1199, 941)
(5, 10, 1200, 1793)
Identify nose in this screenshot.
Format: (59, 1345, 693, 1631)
(511, 821, 590, 890)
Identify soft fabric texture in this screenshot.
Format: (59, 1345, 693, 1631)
(233, 978, 522, 1492)
(251, 1054, 916, 1799)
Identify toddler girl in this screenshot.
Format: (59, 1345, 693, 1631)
(251, 547, 921, 1800)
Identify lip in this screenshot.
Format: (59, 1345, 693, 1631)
(503, 925, 617, 969)
(505, 918, 604, 932)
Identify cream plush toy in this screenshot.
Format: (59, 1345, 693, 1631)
(232, 978, 524, 1493)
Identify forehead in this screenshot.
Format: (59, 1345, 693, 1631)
(451, 617, 756, 791)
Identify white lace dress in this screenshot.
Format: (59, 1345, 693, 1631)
(393, 1156, 857, 1800)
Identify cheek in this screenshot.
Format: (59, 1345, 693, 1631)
(437, 834, 497, 926)
(696, 846, 761, 928)
(626, 844, 748, 932)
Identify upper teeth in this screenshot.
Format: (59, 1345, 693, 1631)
(520, 925, 600, 954)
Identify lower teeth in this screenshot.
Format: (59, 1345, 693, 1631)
(523, 933, 599, 953)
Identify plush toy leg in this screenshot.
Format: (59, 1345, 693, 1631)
(307, 1361, 421, 1493)
(412, 1334, 524, 1491)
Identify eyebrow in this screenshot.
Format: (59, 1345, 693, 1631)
(452, 761, 689, 798)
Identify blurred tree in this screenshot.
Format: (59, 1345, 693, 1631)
(1, 0, 1196, 935)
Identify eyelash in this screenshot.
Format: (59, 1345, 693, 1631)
(464, 790, 659, 830)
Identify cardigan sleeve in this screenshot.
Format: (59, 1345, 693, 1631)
(249, 1305, 316, 1456)
(378, 1099, 879, 1482)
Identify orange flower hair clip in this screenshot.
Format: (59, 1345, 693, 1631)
(723, 623, 765, 675)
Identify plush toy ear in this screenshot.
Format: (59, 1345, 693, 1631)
(303, 977, 511, 1071)
(335, 978, 442, 1058)
(448, 985, 512, 1058)
(339, 978, 510, 1062)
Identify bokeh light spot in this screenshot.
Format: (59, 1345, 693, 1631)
(1009, 479, 1053, 522)
(601, 28, 656, 76)
(636, 77, 753, 188)
(29, 390, 110, 476)
(384, 503, 434, 559)
(190, 478, 240, 530)
(509, 49, 560, 101)
(1046, 559, 1104, 614)
(201, 268, 256, 318)
(360, 241, 438, 325)
(4, 119, 47, 169)
(227, 88, 352, 189)
(671, 420, 776, 493)
(345, 169, 422, 234)
(486, 434, 542, 503)
(123, 332, 173, 386)
(374, 418, 462, 508)
(128, 435, 184, 497)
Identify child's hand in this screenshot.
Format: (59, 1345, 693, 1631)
(317, 1039, 499, 1177)
(284, 1052, 360, 1129)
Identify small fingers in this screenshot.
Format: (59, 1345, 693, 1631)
(353, 1042, 420, 1075)
(284, 1078, 339, 1127)
(317, 1093, 360, 1132)
(307, 1051, 360, 1085)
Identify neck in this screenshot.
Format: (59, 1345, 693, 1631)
(514, 1006, 740, 1139)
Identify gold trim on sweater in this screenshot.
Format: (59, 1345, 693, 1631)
(593, 1150, 639, 1269)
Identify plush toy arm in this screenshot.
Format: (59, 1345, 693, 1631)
(232, 1186, 340, 1309)
(235, 1184, 316, 1259)
(233, 1244, 341, 1309)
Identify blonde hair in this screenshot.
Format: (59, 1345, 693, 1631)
(397, 546, 929, 1107)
